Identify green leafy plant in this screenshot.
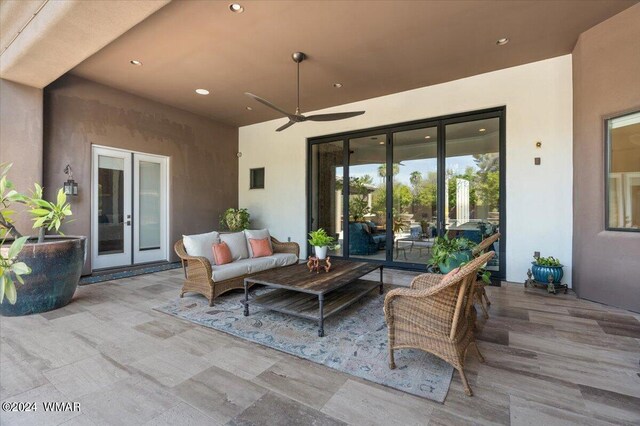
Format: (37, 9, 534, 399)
(27, 184, 73, 243)
(0, 236, 32, 304)
(308, 228, 339, 249)
(0, 162, 73, 304)
(428, 234, 476, 270)
(533, 255, 562, 267)
(219, 208, 250, 231)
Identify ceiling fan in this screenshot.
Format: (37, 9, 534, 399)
(245, 52, 365, 132)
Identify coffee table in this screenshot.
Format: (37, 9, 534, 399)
(243, 260, 382, 337)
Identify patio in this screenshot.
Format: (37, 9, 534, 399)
(1, 269, 639, 425)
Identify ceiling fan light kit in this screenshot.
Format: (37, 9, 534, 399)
(245, 52, 365, 132)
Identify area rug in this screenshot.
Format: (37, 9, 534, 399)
(154, 284, 453, 402)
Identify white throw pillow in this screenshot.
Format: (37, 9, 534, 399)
(220, 232, 249, 261)
(244, 229, 272, 257)
(182, 231, 219, 264)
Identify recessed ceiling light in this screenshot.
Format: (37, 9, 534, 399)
(479, 128, 486, 132)
(246, 106, 253, 111)
(424, 136, 431, 139)
(333, 83, 343, 88)
(130, 60, 142, 66)
(229, 3, 244, 13)
(195, 89, 209, 95)
(496, 38, 509, 46)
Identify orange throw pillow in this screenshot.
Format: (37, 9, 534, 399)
(249, 238, 273, 258)
(212, 242, 233, 265)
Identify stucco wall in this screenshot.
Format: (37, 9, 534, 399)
(0, 79, 43, 234)
(44, 75, 238, 274)
(572, 5, 640, 312)
(239, 55, 574, 284)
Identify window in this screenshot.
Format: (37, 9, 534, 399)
(250, 167, 265, 189)
(606, 110, 640, 231)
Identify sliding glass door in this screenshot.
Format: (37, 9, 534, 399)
(308, 107, 505, 277)
(444, 116, 502, 273)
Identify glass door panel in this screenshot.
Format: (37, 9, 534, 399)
(347, 134, 387, 260)
(133, 153, 168, 264)
(309, 141, 344, 257)
(392, 126, 438, 264)
(92, 147, 132, 269)
(444, 117, 501, 272)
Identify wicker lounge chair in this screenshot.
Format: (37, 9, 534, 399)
(471, 232, 501, 318)
(174, 237, 299, 306)
(384, 251, 495, 396)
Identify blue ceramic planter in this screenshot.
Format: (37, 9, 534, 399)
(0, 236, 86, 316)
(439, 250, 472, 274)
(531, 262, 564, 284)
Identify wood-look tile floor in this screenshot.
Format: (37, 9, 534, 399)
(1, 268, 639, 425)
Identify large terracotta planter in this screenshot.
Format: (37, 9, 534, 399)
(0, 236, 86, 317)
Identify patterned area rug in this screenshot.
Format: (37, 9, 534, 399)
(155, 284, 453, 402)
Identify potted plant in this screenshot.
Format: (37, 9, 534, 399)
(0, 163, 85, 316)
(219, 208, 250, 231)
(308, 228, 339, 260)
(428, 234, 476, 274)
(531, 255, 564, 283)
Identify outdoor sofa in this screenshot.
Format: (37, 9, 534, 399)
(175, 229, 299, 306)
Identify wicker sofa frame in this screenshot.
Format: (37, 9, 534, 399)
(384, 251, 495, 396)
(174, 237, 299, 306)
(471, 232, 501, 318)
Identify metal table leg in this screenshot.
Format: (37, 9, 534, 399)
(318, 294, 325, 337)
(379, 265, 384, 294)
(243, 279, 249, 316)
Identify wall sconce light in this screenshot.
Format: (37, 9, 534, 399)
(63, 164, 78, 196)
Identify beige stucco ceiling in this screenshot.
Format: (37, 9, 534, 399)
(0, 0, 169, 88)
(6, 0, 635, 126)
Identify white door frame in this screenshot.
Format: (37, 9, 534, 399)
(91, 146, 132, 269)
(133, 152, 169, 264)
(91, 145, 170, 271)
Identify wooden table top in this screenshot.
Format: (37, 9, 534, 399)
(244, 259, 381, 295)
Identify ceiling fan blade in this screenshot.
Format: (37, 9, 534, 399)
(245, 92, 295, 118)
(276, 120, 296, 132)
(305, 111, 365, 122)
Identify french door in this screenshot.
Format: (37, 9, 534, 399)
(308, 107, 505, 278)
(91, 146, 169, 270)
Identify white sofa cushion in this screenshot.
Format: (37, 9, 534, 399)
(211, 257, 278, 282)
(244, 229, 272, 257)
(182, 231, 219, 264)
(246, 257, 277, 274)
(211, 259, 251, 282)
(265, 253, 298, 267)
(220, 232, 249, 261)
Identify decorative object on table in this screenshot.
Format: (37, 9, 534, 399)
(306, 255, 331, 273)
(245, 52, 365, 132)
(219, 208, 250, 231)
(0, 162, 86, 316)
(428, 234, 475, 274)
(307, 228, 339, 260)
